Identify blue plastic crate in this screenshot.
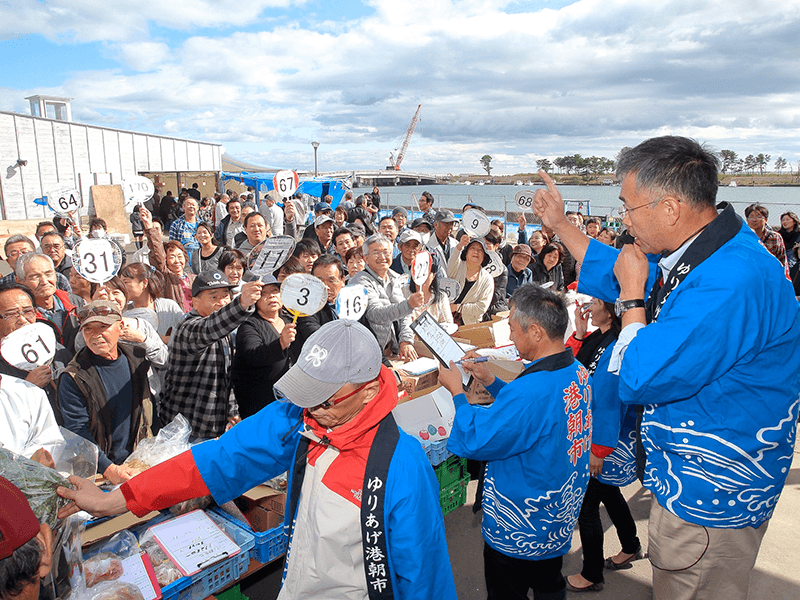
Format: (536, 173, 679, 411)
(134, 510, 254, 600)
(426, 438, 453, 466)
(212, 506, 288, 565)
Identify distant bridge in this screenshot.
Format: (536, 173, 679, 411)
(317, 170, 446, 187)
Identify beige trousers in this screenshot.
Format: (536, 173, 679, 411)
(648, 497, 768, 600)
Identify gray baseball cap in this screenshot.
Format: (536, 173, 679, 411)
(397, 229, 423, 247)
(274, 320, 382, 408)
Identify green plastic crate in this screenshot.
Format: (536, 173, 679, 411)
(216, 584, 249, 600)
(434, 455, 467, 490)
(440, 473, 469, 516)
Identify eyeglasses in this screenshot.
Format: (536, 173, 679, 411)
(0, 307, 36, 321)
(78, 304, 120, 322)
(309, 380, 374, 411)
(6, 249, 30, 259)
(368, 249, 392, 258)
(614, 200, 660, 219)
(42, 244, 64, 251)
(746, 212, 766, 222)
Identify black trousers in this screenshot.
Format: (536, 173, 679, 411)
(577, 477, 640, 583)
(484, 542, 566, 600)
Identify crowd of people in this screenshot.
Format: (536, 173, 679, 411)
(2, 137, 800, 600)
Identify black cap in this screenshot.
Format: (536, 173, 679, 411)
(434, 209, 457, 223)
(411, 217, 433, 231)
(191, 270, 236, 296)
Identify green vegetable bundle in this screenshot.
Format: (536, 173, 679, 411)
(0, 447, 72, 529)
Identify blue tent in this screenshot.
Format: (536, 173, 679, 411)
(219, 171, 350, 208)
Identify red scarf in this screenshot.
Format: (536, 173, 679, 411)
(302, 366, 398, 507)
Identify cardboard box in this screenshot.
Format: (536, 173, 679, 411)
(82, 510, 160, 546)
(235, 486, 287, 532)
(393, 357, 441, 395)
(456, 320, 511, 348)
(393, 385, 455, 442)
(464, 359, 525, 406)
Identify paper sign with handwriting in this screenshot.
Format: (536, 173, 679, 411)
(118, 554, 161, 600)
(149, 510, 240, 577)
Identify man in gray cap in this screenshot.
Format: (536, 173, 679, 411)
(427, 209, 459, 267)
(390, 229, 423, 275)
(58, 320, 458, 600)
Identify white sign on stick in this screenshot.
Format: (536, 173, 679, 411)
(439, 278, 461, 301)
(462, 208, 490, 238)
(336, 285, 369, 320)
(273, 170, 299, 199)
(483, 250, 505, 278)
(249, 236, 296, 275)
(120, 176, 155, 210)
(1, 323, 57, 371)
(412, 251, 432, 286)
(45, 185, 81, 216)
(281, 273, 327, 317)
(514, 190, 536, 211)
(73, 239, 123, 284)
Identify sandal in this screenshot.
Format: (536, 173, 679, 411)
(604, 546, 645, 570)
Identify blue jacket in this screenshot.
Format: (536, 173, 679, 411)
(588, 346, 637, 487)
(191, 398, 457, 600)
(447, 350, 591, 560)
(505, 264, 533, 298)
(579, 221, 800, 528)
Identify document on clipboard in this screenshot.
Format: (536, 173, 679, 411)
(410, 311, 471, 386)
(148, 510, 240, 577)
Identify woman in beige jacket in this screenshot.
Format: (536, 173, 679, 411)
(447, 237, 493, 325)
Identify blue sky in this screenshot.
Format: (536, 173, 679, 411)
(1, 0, 799, 174)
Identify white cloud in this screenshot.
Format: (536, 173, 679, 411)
(3, 0, 800, 172)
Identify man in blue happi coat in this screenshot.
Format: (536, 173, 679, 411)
(533, 135, 800, 600)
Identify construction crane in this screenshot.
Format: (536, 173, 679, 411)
(386, 104, 421, 171)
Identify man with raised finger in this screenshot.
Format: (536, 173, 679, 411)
(532, 136, 800, 600)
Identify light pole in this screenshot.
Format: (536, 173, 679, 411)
(311, 141, 320, 177)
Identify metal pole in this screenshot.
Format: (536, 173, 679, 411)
(311, 141, 319, 177)
(502, 195, 507, 234)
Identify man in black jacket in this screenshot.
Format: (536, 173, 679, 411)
(292, 255, 344, 360)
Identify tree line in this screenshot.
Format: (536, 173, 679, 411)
(479, 151, 799, 179)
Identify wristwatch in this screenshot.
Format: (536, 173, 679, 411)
(614, 298, 645, 317)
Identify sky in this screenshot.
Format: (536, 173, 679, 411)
(1, 0, 799, 175)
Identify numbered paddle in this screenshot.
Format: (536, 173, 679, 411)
(514, 190, 536, 212)
(73, 239, 123, 284)
(249, 236, 296, 276)
(483, 250, 505, 279)
(273, 170, 299, 199)
(412, 251, 432, 286)
(1, 322, 57, 371)
(439, 277, 462, 301)
(120, 176, 155, 211)
(46, 185, 81, 216)
(462, 208, 490, 238)
(280, 273, 327, 323)
(336, 284, 369, 320)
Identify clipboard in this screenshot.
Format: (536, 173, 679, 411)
(410, 311, 472, 387)
(148, 510, 240, 577)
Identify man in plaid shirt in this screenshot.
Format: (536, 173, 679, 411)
(158, 270, 263, 440)
(745, 203, 789, 277)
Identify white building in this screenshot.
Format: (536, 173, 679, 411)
(0, 96, 221, 220)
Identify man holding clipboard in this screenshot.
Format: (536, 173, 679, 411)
(439, 284, 591, 600)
